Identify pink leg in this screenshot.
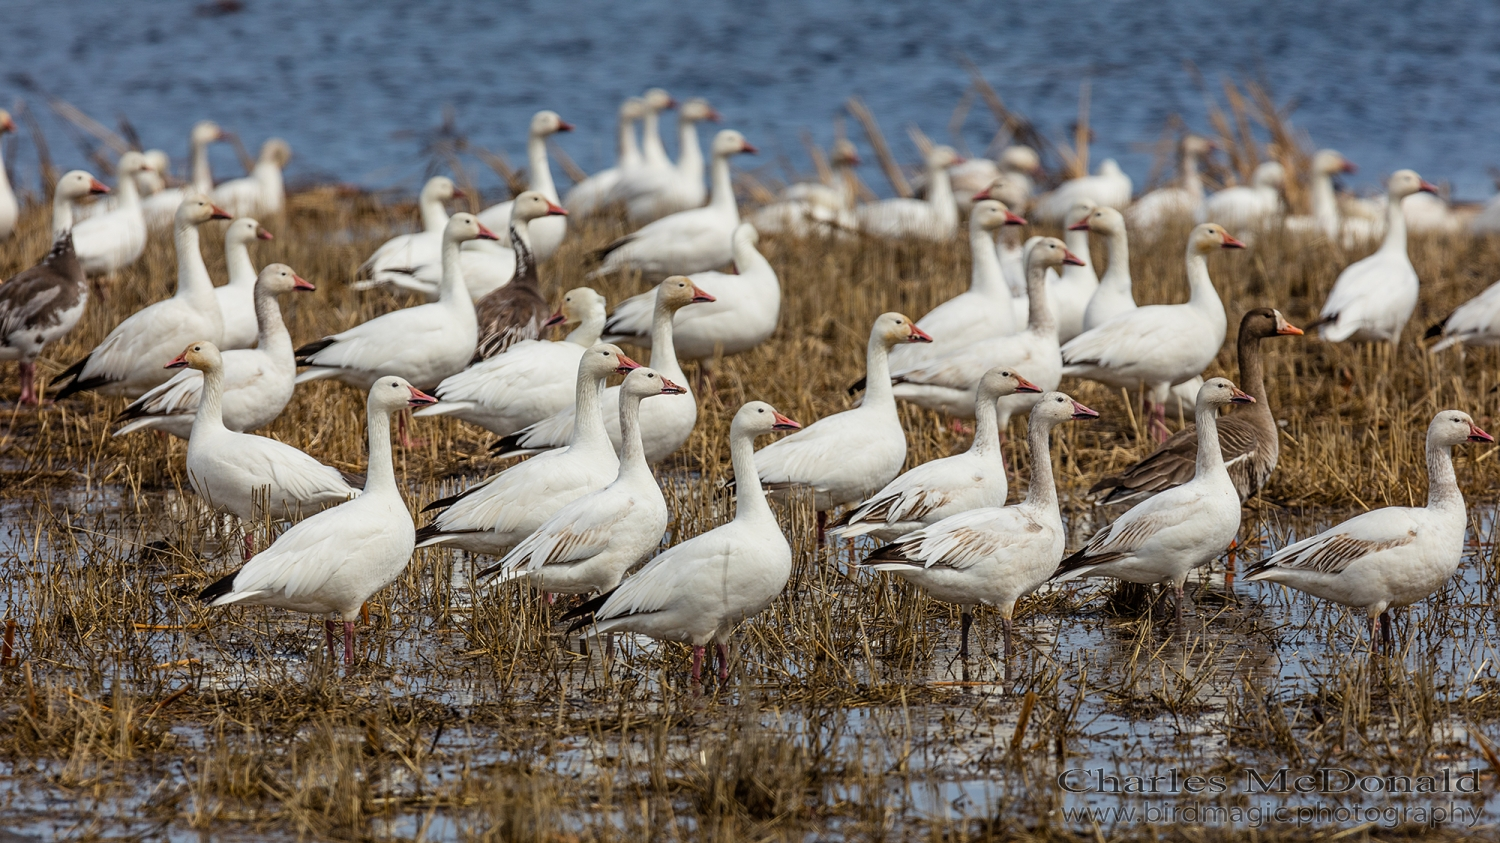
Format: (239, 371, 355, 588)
(715, 642, 730, 682)
(544, 592, 555, 605)
(690, 645, 705, 688)
(18, 362, 38, 406)
(1150, 403, 1171, 442)
(243, 532, 254, 561)
(344, 620, 356, 665)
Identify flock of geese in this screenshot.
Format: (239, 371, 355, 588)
(2, 92, 1498, 687)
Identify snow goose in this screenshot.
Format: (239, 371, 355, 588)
(974, 176, 1035, 296)
(477, 366, 686, 593)
(754, 312, 930, 537)
(43, 168, 111, 240)
(600, 223, 779, 382)
(213, 217, 274, 351)
(861, 391, 1098, 657)
(1018, 200, 1099, 343)
(472, 191, 569, 358)
(72, 151, 153, 277)
(591, 129, 757, 279)
(563, 400, 801, 687)
(602, 90, 676, 210)
(415, 344, 640, 556)
(1310, 170, 1437, 344)
(1032, 159, 1132, 223)
(1471, 190, 1500, 235)
(416, 286, 606, 436)
(1245, 410, 1492, 649)
(1203, 160, 1284, 237)
(53, 196, 231, 399)
(1125, 135, 1213, 234)
(354, 176, 463, 294)
(0, 111, 17, 240)
(477, 110, 573, 259)
(1284, 150, 1358, 241)
(750, 140, 860, 238)
(565, 97, 647, 218)
(833, 367, 1044, 543)
(1077, 206, 1135, 331)
(1088, 308, 1302, 506)
(492, 276, 712, 462)
(889, 238, 1079, 422)
(1060, 223, 1244, 439)
(779, 138, 861, 209)
(114, 264, 313, 438)
(212, 138, 291, 219)
(198, 375, 437, 666)
(174, 340, 358, 524)
(948, 145, 1042, 214)
(1052, 378, 1254, 621)
(1425, 276, 1500, 352)
(856, 145, 962, 241)
(624, 98, 721, 224)
(141, 121, 224, 229)
(295, 213, 496, 396)
(0, 232, 86, 404)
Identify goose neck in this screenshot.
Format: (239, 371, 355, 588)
(567, 308, 606, 346)
(116, 171, 142, 208)
(969, 225, 1005, 296)
(1379, 189, 1410, 255)
(419, 188, 451, 232)
(1022, 260, 1056, 334)
(438, 235, 476, 311)
(926, 165, 957, 228)
(191, 138, 215, 195)
(1425, 441, 1463, 511)
(1021, 417, 1059, 516)
(1064, 225, 1093, 271)
(1098, 227, 1132, 295)
(1181, 149, 1204, 197)
(364, 406, 399, 496)
(616, 390, 651, 479)
(648, 301, 687, 381)
(507, 217, 539, 292)
(191, 363, 228, 435)
(527, 131, 557, 201)
(175, 222, 216, 303)
(1183, 249, 1223, 315)
(226, 238, 257, 289)
(676, 120, 704, 180)
(1193, 400, 1227, 478)
(641, 109, 668, 167)
(252, 287, 291, 354)
(571, 375, 610, 449)
(618, 112, 642, 168)
(708, 150, 738, 216)
(51, 190, 75, 237)
(969, 392, 1002, 457)
(863, 333, 897, 409)
(1311, 171, 1339, 230)
(730, 427, 775, 523)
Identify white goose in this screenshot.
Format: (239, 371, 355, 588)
(477, 366, 685, 594)
(54, 197, 230, 399)
(754, 312, 931, 536)
(753, 138, 862, 237)
(860, 391, 1098, 657)
(1311, 170, 1437, 344)
(477, 110, 573, 260)
(492, 276, 711, 463)
(416, 287, 607, 436)
(141, 121, 224, 229)
(563, 400, 802, 687)
(355, 176, 463, 294)
(1284, 149, 1359, 242)
(1013, 200, 1099, 343)
(212, 138, 291, 219)
(1125, 135, 1213, 233)
(1426, 277, 1500, 352)
(1032, 159, 1132, 223)
(856, 145, 961, 241)
(623, 98, 721, 225)
(1245, 410, 1492, 648)
(415, 345, 640, 556)
(198, 376, 436, 666)
(114, 264, 313, 438)
(295, 214, 495, 394)
(1052, 378, 1253, 621)
(214, 217, 274, 351)
(1077, 206, 1135, 331)
(564, 97, 647, 218)
(0, 110, 19, 240)
(601, 89, 676, 209)
(974, 176, 1036, 296)
(1203, 160, 1284, 236)
(591, 130, 757, 279)
(1, 231, 87, 404)
(833, 368, 1044, 543)
(890, 238, 1079, 422)
(1060, 223, 1243, 439)
(73, 150, 152, 277)
(948, 145, 1042, 214)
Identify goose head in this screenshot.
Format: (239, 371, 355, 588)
(734, 400, 801, 437)
(643, 88, 676, 112)
(166, 340, 224, 372)
(545, 286, 607, 328)
(1313, 149, 1357, 176)
(621, 366, 688, 401)
(1252, 160, 1286, 188)
(1000, 145, 1041, 175)
(972, 174, 1029, 210)
(226, 216, 273, 247)
(531, 110, 574, 137)
(1062, 199, 1098, 230)
(56, 170, 111, 203)
(620, 97, 648, 121)
(1097, 159, 1125, 177)
(176, 194, 232, 226)
(971, 199, 1026, 232)
(191, 120, 225, 145)
(1026, 236, 1084, 274)
(443, 212, 499, 244)
(1188, 222, 1245, 254)
(679, 98, 721, 124)
(1181, 135, 1215, 158)
(1196, 377, 1254, 410)
(1239, 307, 1302, 341)
(510, 190, 568, 224)
(925, 145, 963, 171)
(977, 367, 1043, 401)
(1070, 205, 1125, 236)
(255, 263, 315, 296)
(370, 375, 438, 413)
(582, 343, 642, 379)
(1429, 410, 1494, 448)
(117, 150, 154, 177)
(0, 110, 14, 134)
(712, 129, 757, 157)
(831, 139, 861, 167)
(873, 312, 931, 348)
(422, 175, 464, 202)
(144, 149, 171, 176)
(656, 275, 716, 312)
(259, 138, 292, 166)
(1388, 169, 1439, 200)
(1031, 390, 1100, 427)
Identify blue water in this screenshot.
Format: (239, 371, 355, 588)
(4, 0, 1499, 199)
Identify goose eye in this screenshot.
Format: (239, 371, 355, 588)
(758, 408, 764, 413)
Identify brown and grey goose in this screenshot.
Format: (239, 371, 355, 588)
(0, 231, 88, 404)
(471, 191, 567, 360)
(1088, 307, 1302, 506)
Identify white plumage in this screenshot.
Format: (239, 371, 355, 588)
(565, 97, 646, 218)
(1031, 159, 1132, 223)
(615, 98, 719, 225)
(355, 176, 462, 294)
(1203, 160, 1284, 236)
(856, 146, 961, 241)
(212, 138, 291, 219)
(477, 110, 572, 260)
(72, 151, 152, 277)
(214, 217, 275, 351)
(1427, 277, 1500, 352)
(1125, 135, 1212, 235)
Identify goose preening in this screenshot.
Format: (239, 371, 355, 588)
(415, 345, 640, 556)
(620, 98, 720, 225)
(889, 238, 1078, 421)
(1310, 170, 1437, 344)
(563, 400, 801, 687)
(0, 111, 15, 241)
(199, 376, 436, 666)
(749, 139, 861, 237)
(212, 138, 291, 219)
(417, 287, 607, 436)
(1031, 159, 1132, 223)
(355, 176, 464, 294)
(54, 197, 231, 399)
(1, 232, 87, 404)
(753, 312, 930, 537)
(564, 97, 647, 218)
(1203, 160, 1285, 237)
(114, 264, 313, 439)
(1125, 135, 1213, 234)
(477, 366, 685, 594)
(492, 276, 711, 463)
(856, 145, 962, 241)
(71, 151, 153, 278)
(477, 110, 573, 260)
(1245, 410, 1492, 649)
(214, 218, 275, 351)
(1426, 277, 1500, 352)
(295, 213, 497, 398)
(472, 192, 569, 359)
(1088, 308, 1303, 506)
(860, 392, 1098, 658)
(832, 368, 1043, 543)
(1060, 223, 1244, 440)
(141, 121, 225, 229)
(1284, 149, 1359, 242)
(590, 129, 757, 279)
(1052, 378, 1255, 621)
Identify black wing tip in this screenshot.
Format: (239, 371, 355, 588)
(862, 542, 908, 565)
(561, 589, 615, 632)
(53, 370, 109, 400)
(413, 524, 446, 543)
(197, 569, 240, 603)
(339, 470, 366, 489)
(488, 432, 525, 455)
(293, 337, 335, 364)
(846, 376, 867, 396)
(1424, 318, 1448, 340)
